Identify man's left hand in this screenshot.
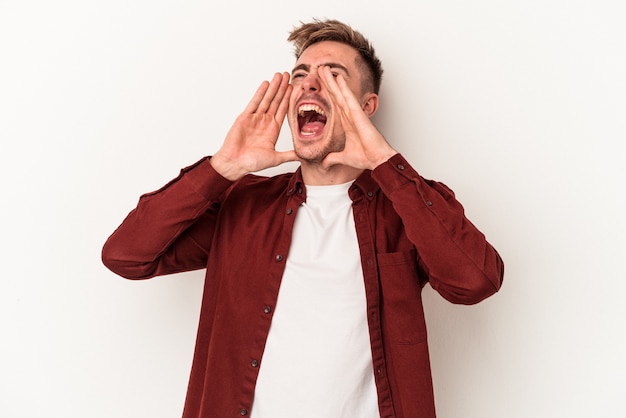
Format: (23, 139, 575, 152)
(317, 65, 397, 170)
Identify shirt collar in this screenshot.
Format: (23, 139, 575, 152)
(286, 167, 380, 203)
(354, 169, 380, 194)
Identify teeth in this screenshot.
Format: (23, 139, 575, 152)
(298, 104, 325, 116)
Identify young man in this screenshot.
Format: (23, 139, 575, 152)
(102, 19, 504, 418)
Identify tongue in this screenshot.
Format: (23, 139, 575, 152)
(301, 121, 325, 135)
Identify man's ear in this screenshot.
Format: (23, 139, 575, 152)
(362, 93, 379, 118)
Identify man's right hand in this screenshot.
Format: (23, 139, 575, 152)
(210, 72, 298, 181)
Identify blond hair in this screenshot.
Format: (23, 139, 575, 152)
(288, 19, 383, 94)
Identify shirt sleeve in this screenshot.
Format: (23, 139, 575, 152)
(101, 157, 234, 279)
(372, 153, 504, 305)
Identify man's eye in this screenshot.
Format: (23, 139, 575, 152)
(292, 73, 306, 80)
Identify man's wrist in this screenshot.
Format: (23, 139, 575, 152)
(370, 149, 398, 170)
(209, 154, 245, 182)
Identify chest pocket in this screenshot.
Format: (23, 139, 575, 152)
(377, 248, 428, 345)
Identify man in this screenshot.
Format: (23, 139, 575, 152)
(102, 19, 504, 418)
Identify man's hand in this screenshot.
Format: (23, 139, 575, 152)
(317, 66, 397, 171)
(211, 72, 298, 181)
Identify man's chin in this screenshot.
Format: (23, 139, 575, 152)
(295, 149, 326, 164)
(292, 132, 344, 164)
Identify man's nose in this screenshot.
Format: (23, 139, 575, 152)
(301, 72, 321, 92)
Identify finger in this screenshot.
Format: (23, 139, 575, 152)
(335, 74, 360, 109)
(318, 66, 349, 110)
(242, 79, 271, 115)
(256, 72, 285, 114)
(267, 72, 291, 116)
(274, 83, 292, 124)
(320, 66, 363, 113)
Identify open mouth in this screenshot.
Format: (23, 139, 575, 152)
(297, 103, 327, 137)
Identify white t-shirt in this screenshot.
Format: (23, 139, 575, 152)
(251, 181, 379, 418)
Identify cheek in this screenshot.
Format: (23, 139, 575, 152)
(286, 111, 297, 131)
(288, 89, 299, 106)
(287, 96, 298, 122)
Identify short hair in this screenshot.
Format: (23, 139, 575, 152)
(288, 19, 383, 95)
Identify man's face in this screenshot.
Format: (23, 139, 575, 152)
(287, 41, 367, 163)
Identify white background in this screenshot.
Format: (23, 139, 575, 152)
(1, 0, 625, 417)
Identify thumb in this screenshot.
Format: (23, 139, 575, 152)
(274, 150, 299, 165)
(320, 151, 345, 170)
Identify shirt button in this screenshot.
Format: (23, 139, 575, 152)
(240, 408, 248, 416)
(397, 164, 405, 170)
(367, 191, 373, 197)
(251, 359, 259, 368)
(264, 306, 272, 314)
(425, 200, 433, 206)
(275, 254, 284, 262)
(286, 208, 293, 215)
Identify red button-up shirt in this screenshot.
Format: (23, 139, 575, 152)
(102, 153, 504, 418)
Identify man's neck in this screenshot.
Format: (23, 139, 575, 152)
(300, 162, 363, 186)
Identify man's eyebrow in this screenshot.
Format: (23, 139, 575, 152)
(292, 63, 310, 73)
(291, 62, 350, 75)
